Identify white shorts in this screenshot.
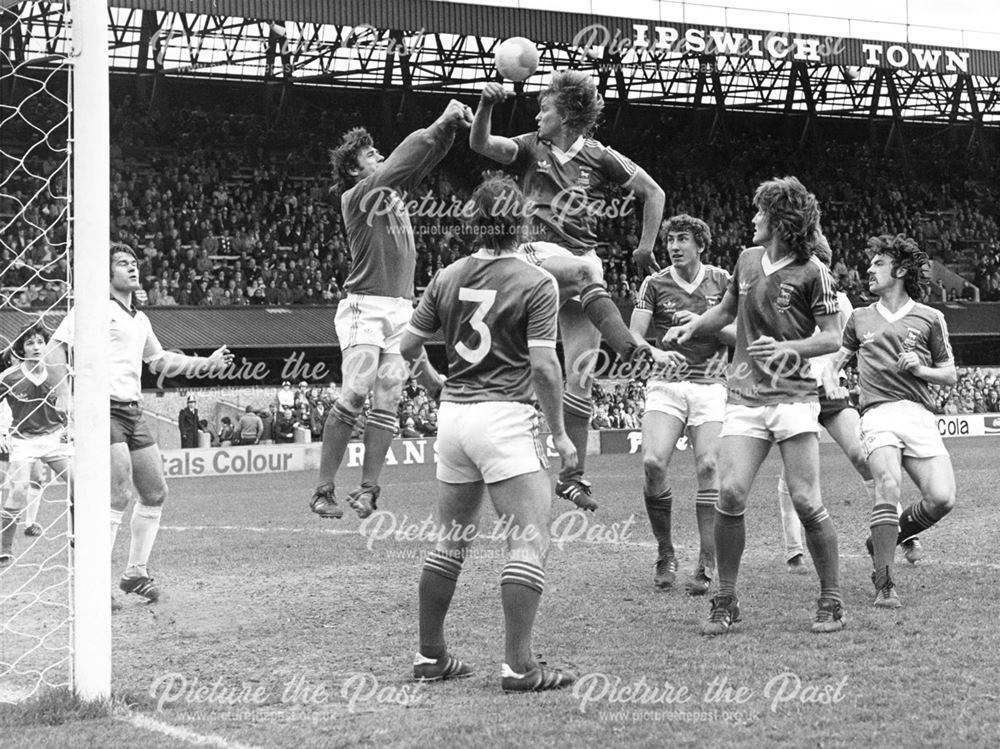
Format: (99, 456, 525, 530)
(644, 380, 726, 427)
(519, 242, 604, 297)
(720, 402, 820, 442)
(436, 401, 548, 484)
(10, 430, 72, 463)
(334, 293, 413, 353)
(858, 401, 947, 459)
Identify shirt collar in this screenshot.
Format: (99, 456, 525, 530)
(110, 295, 138, 317)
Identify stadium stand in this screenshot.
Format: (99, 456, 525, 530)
(53, 81, 993, 314)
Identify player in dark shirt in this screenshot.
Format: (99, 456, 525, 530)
(667, 177, 845, 635)
(471, 70, 666, 513)
(310, 99, 473, 521)
(825, 234, 956, 608)
(400, 175, 577, 692)
(0, 322, 71, 564)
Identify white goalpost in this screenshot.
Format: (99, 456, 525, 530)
(69, 0, 111, 701)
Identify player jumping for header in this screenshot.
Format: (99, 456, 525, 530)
(471, 70, 667, 513)
(310, 99, 473, 521)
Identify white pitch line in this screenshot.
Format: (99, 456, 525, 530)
(162, 525, 356, 536)
(123, 713, 262, 749)
(157, 525, 1000, 569)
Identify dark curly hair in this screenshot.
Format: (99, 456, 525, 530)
(866, 233, 931, 301)
(328, 128, 374, 194)
(661, 214, 712, 251)
(466, 174, 525, 250)
(753, 176, 822, 262)
(539, 71, 603, 136)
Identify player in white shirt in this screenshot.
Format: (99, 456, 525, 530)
(51, 244, 233, 602)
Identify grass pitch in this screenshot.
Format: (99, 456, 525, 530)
(2, 438, 998, 748)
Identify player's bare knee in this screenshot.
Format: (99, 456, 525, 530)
(718, 485, 747, 515)
(340, 387, 368, 413)
(372, 378, 405, 412)
(642, 453, 668, 484)
(138, 485, 167, 508)
(694, 454, 718, 485)
(925, 485, 956, 513)
(790, 495, 823, 518)
(874, 473, 901, 502)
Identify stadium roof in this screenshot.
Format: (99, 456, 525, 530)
(4, 1, 999, 125)
(0, 306, 343, 351)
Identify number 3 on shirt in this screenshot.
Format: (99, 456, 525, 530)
(456, 287, 497, 364)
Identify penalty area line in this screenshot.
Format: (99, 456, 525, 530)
(123, 712, 262, 749)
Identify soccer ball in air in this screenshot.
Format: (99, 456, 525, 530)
(494, 37, 540, 82)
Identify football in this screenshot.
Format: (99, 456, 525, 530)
(494, 37, 540, 82)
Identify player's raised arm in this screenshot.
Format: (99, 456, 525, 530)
(373, 99, 472, 191)
(470, 83, 519, 165)
(628, 168, 666, 275)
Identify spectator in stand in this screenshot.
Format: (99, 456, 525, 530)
(218, 416, 236, 445)
(236, 404, 264, 445)
(309, 400, 327, 441)
(276, 381, 295, 411)
(400, 414, 421, 439)
(273, 407, 296, 443)
(198, 418, 218, 447)
(259, 405, 276, 444)
(985, 277, 1000, 302)
(178, 396, 199, 449)
(294, 381, 312, 409)
(416, 403, 438, 436)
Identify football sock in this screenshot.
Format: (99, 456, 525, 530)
(1, 510, 20, 554)
(799, 507, 841, 603)
(360, 409, 396, 487)
(126, 504, 162, 575)
(23, 483, 41, 527)
(870, 503, 899, 586)
(558, 393, 591, 483)
(695, 489, 718, 567)
(897, 499, 950, 544)
(317, 400, 359, 487)
(777, 474, 805, 561)
(644, 488, 674, 559)
(714, 509, 745, 598)
(110, 508, 123, 549)
(580, 283, 639, 359)
(500, 561, 544, 672)
(418, 550, 465, 660)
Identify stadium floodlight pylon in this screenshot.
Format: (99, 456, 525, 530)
(0, 0, 110, 703)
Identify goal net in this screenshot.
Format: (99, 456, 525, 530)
(1, 0, 110, 703)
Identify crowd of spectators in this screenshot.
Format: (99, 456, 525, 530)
(193, 378, 439, 448)
(582, 367, 1000, 432)
(928, 368, 1000, 415)
(4, 82, 999, 319)
(48, 87, 1000, 311)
